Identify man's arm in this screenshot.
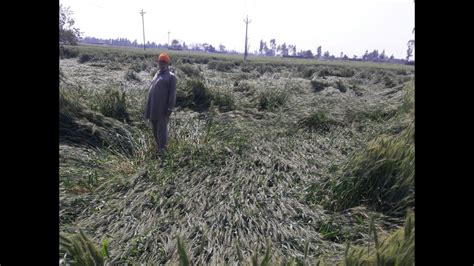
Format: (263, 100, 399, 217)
(144, 75, 158, 120)
(167, 75, 177, 115)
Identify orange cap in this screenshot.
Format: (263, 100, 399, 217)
(158, 53, 171, 64)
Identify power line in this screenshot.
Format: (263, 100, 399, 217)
(140, 9, 146, 50)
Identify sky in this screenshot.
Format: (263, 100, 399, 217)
(59, 0, 414, 59)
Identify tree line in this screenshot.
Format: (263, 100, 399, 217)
(60, 5, 414, 64)
(257, 39, 412, 63)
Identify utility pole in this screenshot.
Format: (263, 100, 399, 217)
(243, 15, 251, 61)
(140, 9, 146, 50)
(168, 31, 170, 49)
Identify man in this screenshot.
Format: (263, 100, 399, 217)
(144, 53, 177, 156)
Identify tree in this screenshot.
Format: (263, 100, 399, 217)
(261, 42, 270, 55)
(323, 51, 330, 58)
(277, 43, 288, 56)
(406, 41, 414, 61)
(407, 28, 415, 61)
(280, 43, 288, 56)
(265, 49, 275, 56)
(302, 50, 313, 58)
(270, 39, 276, 50)
(60, 4, 82, 45)
(170, 39, 183, 50)
(317, 46, 322, 58)
(363, 50, 369, 60)
(259, 40, 264, 54)
(370, 50, 379, 60)
(203, 44, 215, 53)
(379, 50, 386, 60)
(287, 45, 293, 55)
(364, 50, 379, 61)
(263, 41, 274, 56)
(270, 39, 276, 55)
(219, 44, 226, 52)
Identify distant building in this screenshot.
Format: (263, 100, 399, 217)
(168, 46, 183, 51)
(282, 55, 306, 59)
(81, 40, 107, 46)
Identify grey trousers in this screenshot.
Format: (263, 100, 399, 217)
(151, 117, 169, 152)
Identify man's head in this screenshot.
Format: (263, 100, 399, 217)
(158, 53, 171, 71)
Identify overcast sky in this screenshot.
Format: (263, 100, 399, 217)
(59, 0, 414, 59)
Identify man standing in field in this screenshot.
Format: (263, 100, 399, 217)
(144, 53, 177, 157)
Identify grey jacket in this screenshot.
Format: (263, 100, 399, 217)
(144, 69, 177, 121)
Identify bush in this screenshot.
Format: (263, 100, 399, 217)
(62, 47, 79, 58)
(399, 75, 413, 84)
(60, 88, 135, 155)
(78, 53, 93, 63)
(130, 60, 149, 73)
(178, 58, 192, 64)
(310, 80, 330, 92)
(183, 80, 235, 111)
(349, 85, 363, 96)
(94, 87, 130, 122)
(179, 63, 201, 78)
(303, 67, 317, 79)
(59, 88, 84, 121)
(356, 71, 371, 80)
(334, 67, 355, 78)
(318, 68, 331, 77)
(345, 211, 414, 265)
(396, 69, 408, 75)
(175, 80, 215, 111)
(240, 63, 254, 73)
(374, 71, 396, 87)
(107, 62, 122, 70)
(176, 80, 217, 111)
(327, 122, 414, 216)
(191, 80, 212, 108)
(174, 79, 192, 108)
(207, 60, 234, 72)
(317, 67, 355, 78)
(336, 81, 347, 93)
(398, 82, 414, 115)
(124, 69, 141, 82)
(213, 91, 235, 112)
(299, 111, 337, 133)
(346, 108, 397, 123)
(383, 74, 397, 88)
(193, 57, 209, 64)
(60, 229, 106, 265)
(258, 90, 288, 111)
(234, 82, 253, 93)
(256, 65, 274, 75)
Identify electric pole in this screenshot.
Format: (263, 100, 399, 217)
(243, 15, 251, 61)
(140, 9, 146, 50)
(168, 31, 170, 48)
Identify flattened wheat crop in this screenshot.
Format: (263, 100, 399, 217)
(60, 45, 414, 264)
